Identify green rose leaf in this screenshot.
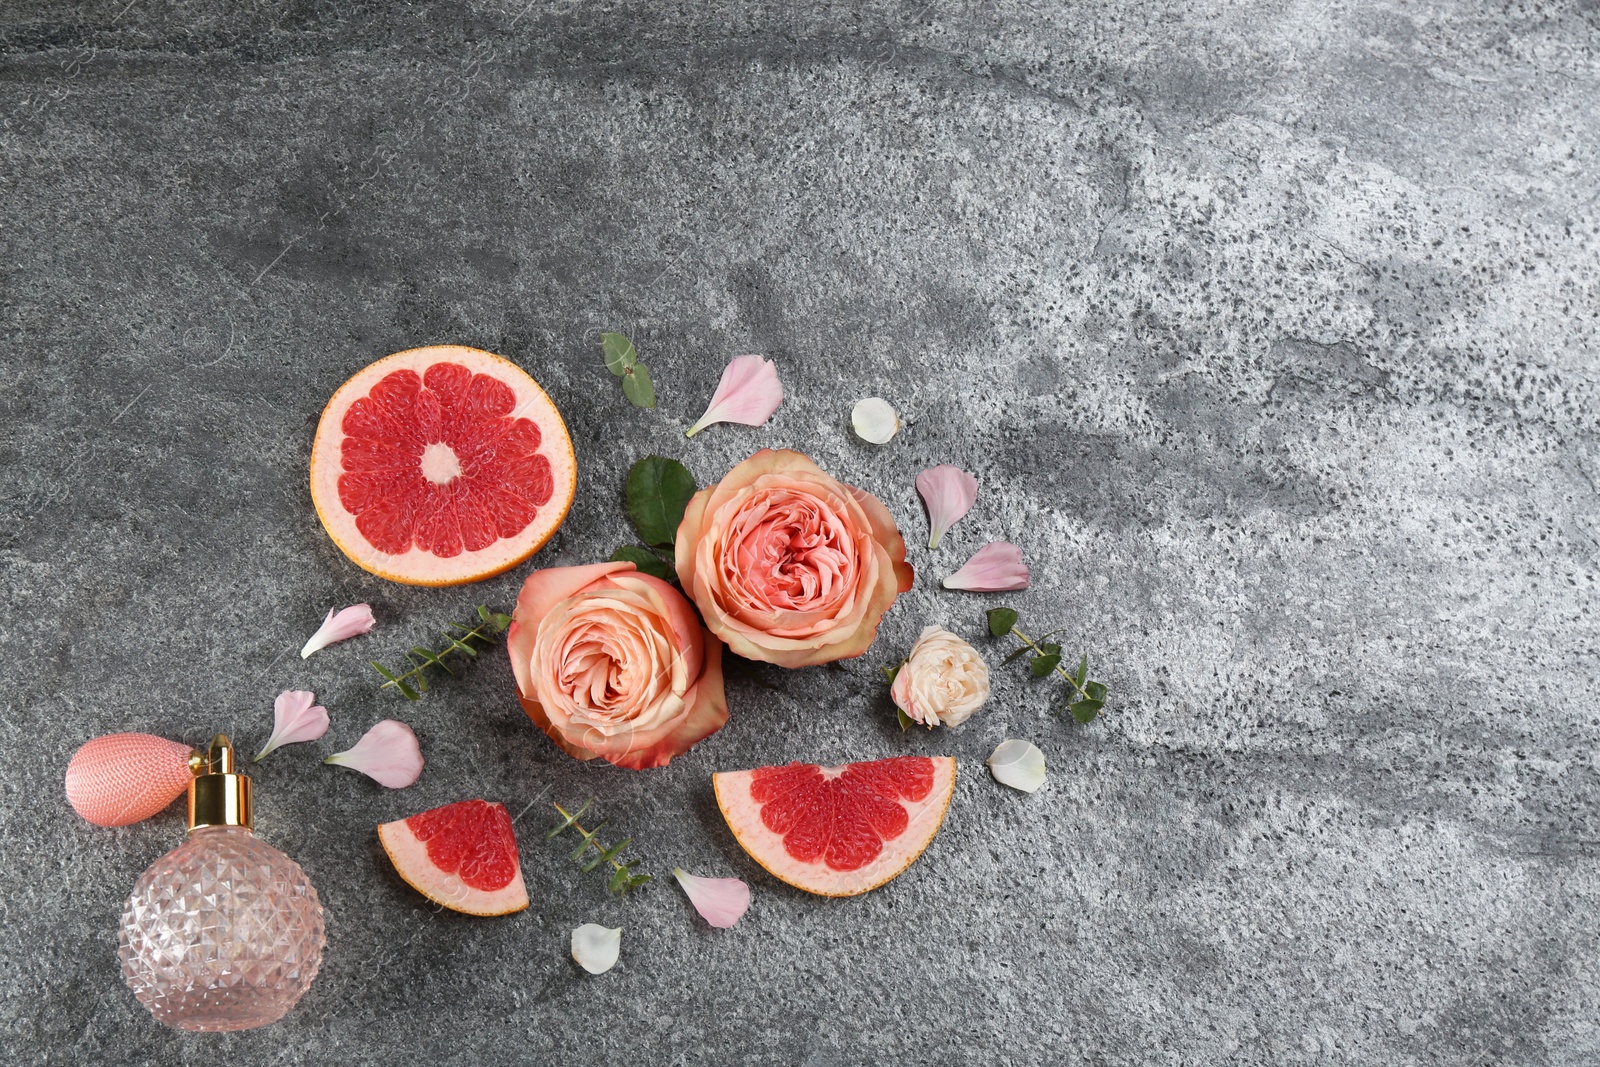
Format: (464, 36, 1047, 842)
(1073, 655, 1089, 689)
(986, 607, 1019, 637)
(626, 455, 697, 546)
(621, 363, 656, 409)
(1039, 642, 1062, 657)
(601, 332, 638, 376)
(1030, 652, 1062, 678)
(895, 707, 916, 733)
(609, 545, 675, 582)
(1000, 646, 1033, 666)
(1085, 680, 1108, 702)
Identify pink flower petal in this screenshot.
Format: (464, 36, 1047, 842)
(300, 603, 376, 658)
(685, 355, 783, 437)
(254, 690, 330, 761)
(915, 465, 979, 549)
(942, 541, 1030, 592)
(324, 719, 423, 788)
(672, 868, 751, 928)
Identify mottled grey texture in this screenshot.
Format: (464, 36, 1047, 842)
(3, 1, 1599, 1063)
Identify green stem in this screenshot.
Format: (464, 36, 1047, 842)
(1010, 625, 1091, 701)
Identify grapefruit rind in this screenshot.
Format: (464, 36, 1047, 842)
(713, 756, 957, 898)
(377, 816, 530, 917)
(309, 345, 578, 587)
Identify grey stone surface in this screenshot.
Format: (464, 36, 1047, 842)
(3, 1, 1599, 1063)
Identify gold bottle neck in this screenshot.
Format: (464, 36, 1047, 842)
(187, 734, 253, 832)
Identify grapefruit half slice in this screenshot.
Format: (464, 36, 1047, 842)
(310, 346, 577, 586)
(377, 799, 529, 916)
(714, 755, 956, 897)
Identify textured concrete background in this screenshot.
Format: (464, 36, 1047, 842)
(4, 1, 1599, 1063)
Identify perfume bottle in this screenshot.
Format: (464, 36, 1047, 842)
(116, 735, 326, 1031)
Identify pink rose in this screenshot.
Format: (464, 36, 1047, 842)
(674, 449, 914, 668)
(508, 561, 727, 769)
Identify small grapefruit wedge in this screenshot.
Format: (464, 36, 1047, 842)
(310, 346, 577, 586)
(714, 755, 956, 897)
(377, 799, 529, 916)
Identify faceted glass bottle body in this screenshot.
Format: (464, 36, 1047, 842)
(117, 825, 325, 1031)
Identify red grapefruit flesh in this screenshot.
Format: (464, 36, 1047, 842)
(309, 346, 578, 586)
(377, 799, 529, 916)
(713, 755, 956, 897)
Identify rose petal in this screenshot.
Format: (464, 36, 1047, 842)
(916, 464, 979, 549)
(942, 541, 1030, 592)
(672, 867, 751, 928)
(851, 397, 900, 444)
(571, 924, 622, 974)
(508, 561, 637, 703)
(254, 690, 330, 761)
(323, 719, 423, 788)
(300, 604, 376, 658)
(600, 637, 728, 771)
(619, 571, 706, 681)
(987, 739, 1046, 793)
(888, 667, 926, 728)
(685, 355, 783, 437)
(848, 484, 915, 594)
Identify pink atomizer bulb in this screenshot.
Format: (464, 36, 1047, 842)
(65, 733, 198, 827)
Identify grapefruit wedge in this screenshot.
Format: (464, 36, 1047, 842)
(310, 346, 577, 586)
(714, 755, 956, 897)
(377, 799, 529, 916)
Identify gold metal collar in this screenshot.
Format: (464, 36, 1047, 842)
(187, 734, 254, 831)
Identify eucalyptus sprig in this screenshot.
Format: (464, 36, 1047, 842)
(985, 607, 1109, 723)
(369, 605, 512, 701)
(610, 454, 697, 583)
(601, 332, 656, 409)
(549, 799, 653, 895)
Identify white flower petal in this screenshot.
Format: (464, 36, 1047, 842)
(986, 739, 1046, 793)
(571, 923, 622, 974)
(323, 719, 424, 788)
(851, 397, 900, 444)
(673, 868, 751, 928)
(300, 603, 376, 658)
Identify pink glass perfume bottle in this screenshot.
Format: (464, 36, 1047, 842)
(117, 735, 325, 1031)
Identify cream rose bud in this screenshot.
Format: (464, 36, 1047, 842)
(890, 625, 991, 728)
